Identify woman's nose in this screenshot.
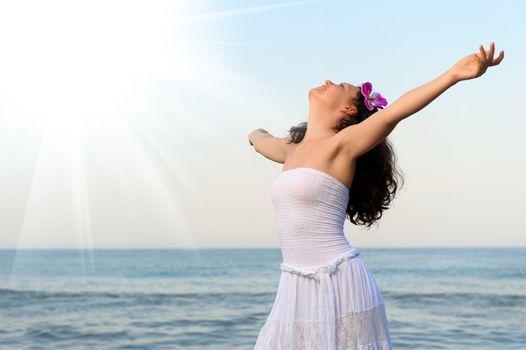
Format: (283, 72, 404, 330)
(325, 80, 333, 85)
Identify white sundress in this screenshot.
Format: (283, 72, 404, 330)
(254, 167, 393, 350)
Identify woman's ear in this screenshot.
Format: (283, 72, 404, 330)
(341, 105, 357, 117)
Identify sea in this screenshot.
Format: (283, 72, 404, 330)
(1, 247, 525, 350)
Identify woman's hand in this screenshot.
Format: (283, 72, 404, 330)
(448, 42, 504, 82)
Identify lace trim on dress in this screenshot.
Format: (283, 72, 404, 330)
(254, 304, 391, 350)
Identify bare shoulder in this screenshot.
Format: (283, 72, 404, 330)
(334, 115, 397, 158)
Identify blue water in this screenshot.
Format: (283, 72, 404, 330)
(1, 247, 525, 349)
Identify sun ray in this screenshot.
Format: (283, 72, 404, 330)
(179, 0, 320, 22)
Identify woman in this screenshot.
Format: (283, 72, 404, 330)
(249, 42, 504, 350)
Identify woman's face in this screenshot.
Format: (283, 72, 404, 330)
(309, 80, 361, 116)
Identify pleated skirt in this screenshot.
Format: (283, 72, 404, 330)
(254, 248, 393, 350)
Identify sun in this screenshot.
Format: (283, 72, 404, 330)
(0, 1, 215, 253)
(0, 0, 315, 256)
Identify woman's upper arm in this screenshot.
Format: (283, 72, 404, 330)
(252, 133, 291, 164)
(337, 110, 398, 158)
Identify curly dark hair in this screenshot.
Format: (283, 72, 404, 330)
(285, 84, 404, 229)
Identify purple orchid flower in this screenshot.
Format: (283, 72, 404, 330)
(360, 82, 388, 111)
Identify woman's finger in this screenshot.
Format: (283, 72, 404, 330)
(479, 44, 487, 62)
(487, 42, 495, 60)
(490, 50, 505, 66)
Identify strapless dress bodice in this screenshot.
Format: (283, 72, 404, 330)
(271, 167, 354, 268)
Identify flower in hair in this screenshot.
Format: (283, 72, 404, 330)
(360, 82, 388, 111)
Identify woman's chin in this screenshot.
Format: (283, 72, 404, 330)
(308, 87, 322, 98)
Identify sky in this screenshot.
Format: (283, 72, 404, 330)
(0, 0, 524, 249)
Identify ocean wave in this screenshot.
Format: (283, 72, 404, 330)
(383, 290, 526, 307)
(0, 287, 271, 300)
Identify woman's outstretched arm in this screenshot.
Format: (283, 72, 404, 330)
(380, 69, 457, 126)
(249, 128, 291, 164)
(339, 42, 504, 158)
